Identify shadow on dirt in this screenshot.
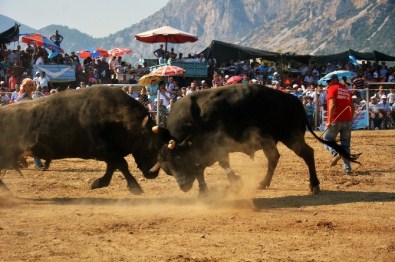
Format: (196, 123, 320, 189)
(252, 190, 395, 209)
(18, 190, 395, 209)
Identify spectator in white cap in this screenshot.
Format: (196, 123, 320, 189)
(33, 71, 41, 86)
(378, 95, 392, 129)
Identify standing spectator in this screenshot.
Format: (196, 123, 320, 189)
(147, 79, 159, 105)
(368, 96, 382, 129)
(303, 96, 315, 128)
(50, 30, 63, 47)
(352, 74, 367, 98)
(378, 95, 392, 129)
(8, 73, 18, 92)
(342, 76, 352, 89)
(70, 51, 80, 66)
(35, 53, 45, 65)
(324, 74, 354, 174)
(7, 50, 18, 66)
(153, 44, 165, 64)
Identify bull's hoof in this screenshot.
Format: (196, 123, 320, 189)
(90, 178, 109, 189)
(258, 180, 270, 190)
(0, 179, 10, 191)
(128, 185, 144, 195)
(198, 189, 210, 199)
(310, 185, 320, 195)
(228, 179, 243, 193)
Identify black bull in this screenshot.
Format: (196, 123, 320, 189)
(151, 84, 360, 195)
(0, 87, 164, 194)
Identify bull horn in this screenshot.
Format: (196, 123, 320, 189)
(141, 116, 149, 128)
(149, 162, 161, 173)
(152, 126, 159, 134)
(168, 140, 176, 150)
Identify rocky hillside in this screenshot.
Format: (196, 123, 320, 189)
(1, 0, 394, 61)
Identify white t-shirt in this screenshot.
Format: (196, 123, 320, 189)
(35, 56, 44, 65)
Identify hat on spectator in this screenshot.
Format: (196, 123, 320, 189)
(35, 71, 40, 75)
(225, 75, 229, 79)
(0, 81, 4, 85)
(292, 84, 298, 88)
(251, 79, 258, 83)
(330, 74, 339, 80)
(381, 95, 387, 99)
(352, 95, 357, 99)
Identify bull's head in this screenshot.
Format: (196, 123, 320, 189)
(149, 127, 202, 192)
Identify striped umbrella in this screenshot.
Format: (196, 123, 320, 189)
(151, 65, 185, 76)
(108, 48, 132, 57)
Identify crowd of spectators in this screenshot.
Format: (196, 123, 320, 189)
(1, 40, 395, 129)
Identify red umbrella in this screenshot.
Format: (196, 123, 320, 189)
(108, 48, 132, 57)
(151, 65, 185, 76)
(135, 25, 198, 51)
(77, 48, 109, 58)
(225, 75, 244, 85)
(21, 33, 63, 53)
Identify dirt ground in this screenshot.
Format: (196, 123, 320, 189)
(0, 130, 394, 261)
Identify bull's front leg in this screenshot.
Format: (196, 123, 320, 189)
(196, 173, 208, 197)
(218, 156, 241, 183)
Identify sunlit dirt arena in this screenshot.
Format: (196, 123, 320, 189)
(1, 130, 394, 261)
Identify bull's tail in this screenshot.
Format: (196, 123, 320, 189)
(305, 118, 361, 164)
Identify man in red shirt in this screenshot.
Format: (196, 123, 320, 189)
(324, 74, 354, 174)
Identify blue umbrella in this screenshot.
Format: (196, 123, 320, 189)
(48, 51, 59, 59)
(317, 70, 357, 86)
(20, 33, 63, 53)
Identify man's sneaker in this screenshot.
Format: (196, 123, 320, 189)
(331, 154, 341, 166)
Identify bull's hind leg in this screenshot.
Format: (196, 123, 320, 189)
(91, 158, 143, 195)
(285, 136, 320, 194)
(258, 139, 280, 189)
(91, 161, 116, 190)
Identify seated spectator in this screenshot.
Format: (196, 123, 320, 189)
(373, 85, 386, 99)
(186, 81, 198, 95)
(0, 88, 10, 105)
(37, 71, 53, 93)
(212, 74, 224, 88)
(369, 96, 382, 129)
(158, 83, 172, 107)
(387, 87, 395, 106)
(32, 86, 45, 99)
